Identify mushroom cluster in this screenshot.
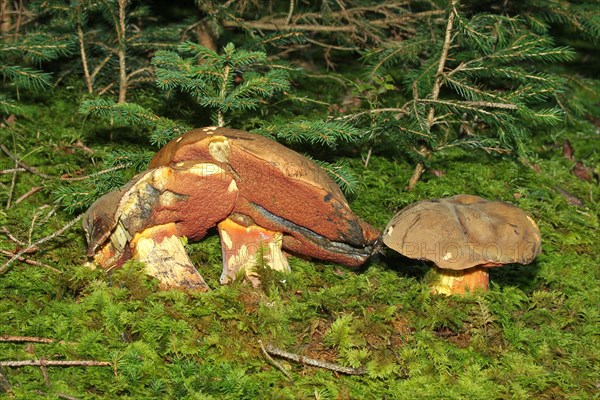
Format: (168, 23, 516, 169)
(83, 127, 380, 290)
(382, 195, 541, 295)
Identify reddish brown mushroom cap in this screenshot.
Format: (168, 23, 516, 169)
(83, 161, 238, 289)
(149, 127, 380, 266)
(383, 194, 542, 294)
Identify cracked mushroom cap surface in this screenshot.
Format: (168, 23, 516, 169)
(83, 160, 238, 268)
(382, 194, 541, 270)
(149, 127, 380, 266)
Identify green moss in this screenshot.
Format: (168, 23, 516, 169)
(1, 55, 599, 400)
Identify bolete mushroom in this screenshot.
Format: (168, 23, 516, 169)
(84, 127, 380, 289)
(83, 161, 238, 290)
(382, 194, 541, 295)
(148, 127, 380, 284)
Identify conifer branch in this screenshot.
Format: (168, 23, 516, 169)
(77, 20, 93, 94)
(117, 0, 128, 103)
(408, 0, 457, 191)
(427, 0, 457, 127)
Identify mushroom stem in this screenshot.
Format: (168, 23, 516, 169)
(430, 266, 489, 295)
(130, 223, 209, 291)
(218, 218, 290, 287)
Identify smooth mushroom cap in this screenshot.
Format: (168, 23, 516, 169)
(149, 127, 380, 266)
(382, 194, 541, 270)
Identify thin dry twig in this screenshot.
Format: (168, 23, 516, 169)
(57, 392, 80, 400)
(1, 143, 125, 181)
(0, 168, 26, 175)
(0, 336, 61, 344)
(0, 250, 60, 273)
(15, 186, 42, 204)
(0, 366, 11, 394)
(258, 340, 292, 380)
(0, 214, 83, 275)
(0, 227, 26, 246)
(1, 143, 53, 180)
(0, 360, 111, 367)
(262, 342, 366, 375)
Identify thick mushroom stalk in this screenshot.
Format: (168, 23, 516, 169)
(131, 223, 209, 291)
(218, 218, 290, 286)
(383, 195, 542, 295)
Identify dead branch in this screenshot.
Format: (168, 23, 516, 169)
(5, 143, 18, 209)
(117, 0, 128, 103)
(0, 250, 60, 273)
(15, 186, 42, 204)
(0, 214, 83, 275)
(261, 342, 366, 375)
(77, 19, 93, 94)
(59, 165, 126, 181)
(0, 168, 25, 175)
(0, 336, 61, 344)
(408, 0, 457, 191)
(221, 9, 443, 35)
(0, 360, 111, 367)
(0, 143, 53, 179)
(0, 226, 25, 246)
(1, 143, 125, 181)
(57, 393, 80, 400)
(258, 340, 292, 380)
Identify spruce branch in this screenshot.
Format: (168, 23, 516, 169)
(406, 0, 457, 191)
(116, 0, 128, 102)
(77, 19, 93, 94)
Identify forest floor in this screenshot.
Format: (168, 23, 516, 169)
(0, 89, 599, 399)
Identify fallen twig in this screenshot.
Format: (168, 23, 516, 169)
(1, 143, 53, 180)
(0, 335, 62, 344)
(0, 143, 126, 182)
(0, 359, 111, 367)
(15, 186, 42, 204)
(258, 340, 292, 380)
(1, 359, 111, 387)
(0, 227, 26, 246)
(0, 250, 60, 273)
(0, 214, 83, 275)
(0, 168, 26, 175)
(261, 342, 366, 375)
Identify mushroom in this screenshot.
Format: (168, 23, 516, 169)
(83, 161, 238, 290)
(84, 127, 380, 289)
(149, 127, 380, 284)
(382, 194, 541, 295)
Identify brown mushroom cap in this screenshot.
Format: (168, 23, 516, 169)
(382, 194, 541, 270)
(149, 127, 380, 266)
(84, 161, 238, 269)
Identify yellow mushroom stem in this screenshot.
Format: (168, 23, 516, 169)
(130, 223, 209, 291)
(431, 264, 500, 295)
(217, 218, 290, 287)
